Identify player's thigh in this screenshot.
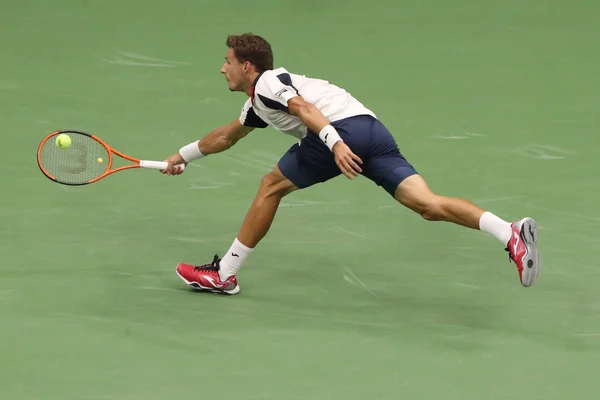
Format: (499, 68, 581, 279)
(359, 119, 420, 197)
(276, 137, 341, 190)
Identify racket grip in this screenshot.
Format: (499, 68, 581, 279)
(140, 160, 186, 171)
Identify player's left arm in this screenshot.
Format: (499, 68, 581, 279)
(287, 96, 363, 179)
(287, 97, 330, 139)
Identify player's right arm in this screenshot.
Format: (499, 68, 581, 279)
(198, 118, 254, 155)
(161, 119, 253, 175)
(162, 100, 267, 175)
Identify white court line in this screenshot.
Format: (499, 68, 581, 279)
(263, 239, 341, 244)
(249, 150, 280, 163)
(497, 144, 573, 160)
(434, 135, 471, 140)
(99, 52, 191, 67)
(519, 203, 600, 222)
(453, 282, 480, 289)
(52, 312, 181, 329)
(113, 285, 183, 293)
(330, 226, 368, 240)
(463, 132, 487, 137)
(108, 271, 134, 277)
(197, 98, 218, 104)
(167, 232, 239, 245)
(236, 153, 275, 169)
(343, 266, 380, 298)
(187, 163, 208, 169)
(472, 195, 524, 204)
(187, 185, 226, 190)
(170, 237, 211, 244)
(120, 52, 190, 65)
(434, 132, 487, 139)
(100, 57, 179, 67)
(222, 154, 270, 171)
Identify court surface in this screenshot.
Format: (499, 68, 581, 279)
(2, 0, 600, 399)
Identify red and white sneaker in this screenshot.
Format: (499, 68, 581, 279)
(506, 217, 541, 287)
(176, 255, 240, 295)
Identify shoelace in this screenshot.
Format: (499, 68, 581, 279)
(194, 254, 221, 271)
(505, 247, 514, 263)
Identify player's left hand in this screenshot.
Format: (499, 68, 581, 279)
(332, 142, 363, 179)
(161, 153, 187, 175)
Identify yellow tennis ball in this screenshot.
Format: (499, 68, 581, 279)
(55, 134, 72, 149)
(97, 157, 103, 163)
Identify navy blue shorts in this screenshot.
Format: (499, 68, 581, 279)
(277, 115, 418, 196)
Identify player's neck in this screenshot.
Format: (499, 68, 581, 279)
(243, 71, 260, 97)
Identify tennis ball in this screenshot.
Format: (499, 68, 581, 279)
(55, 134, 72, 149)
(97, 157, 103, 163)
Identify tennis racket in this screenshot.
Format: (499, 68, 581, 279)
(37, 129, 185, 186)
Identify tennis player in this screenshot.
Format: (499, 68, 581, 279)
(161, 33, 541, 295)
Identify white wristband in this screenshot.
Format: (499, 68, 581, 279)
(179, 140, 204, 163)
(318, 125, 342, 151)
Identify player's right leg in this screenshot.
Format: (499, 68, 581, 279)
(175, 165, 297, 295)
(175, 136, 343, 295)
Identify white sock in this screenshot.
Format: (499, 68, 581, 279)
(219, 238, 254, 280)
(479, 211, 512, 244)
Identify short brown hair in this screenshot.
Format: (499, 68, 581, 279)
(226, 33, 273, 73)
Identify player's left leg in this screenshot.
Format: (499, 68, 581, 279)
(361, 118, 540, 287)
(393, 174, 488, 230)
(393, 175, 540, 287)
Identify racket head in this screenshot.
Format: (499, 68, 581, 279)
(37, 130, 114, 185)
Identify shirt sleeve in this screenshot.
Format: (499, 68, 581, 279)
(253, 70, 299, 113)
(239, 99, 268, 128)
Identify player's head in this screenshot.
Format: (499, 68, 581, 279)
(221, 33, 273, 92)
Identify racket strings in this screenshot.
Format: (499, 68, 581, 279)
(39, 134, 110, 184)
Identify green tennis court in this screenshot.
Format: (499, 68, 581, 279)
(2, 0, 599, 399)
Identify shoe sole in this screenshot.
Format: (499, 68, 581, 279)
(519, 217, 541, 287)
(175, 270, 241, 295)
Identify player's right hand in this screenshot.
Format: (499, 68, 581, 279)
(161, 153, 187, 176)
(332, 142, 363, 179)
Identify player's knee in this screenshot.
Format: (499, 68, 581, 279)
(414, 197, 445, 221)
(258, 171, 296, 199)
(421, 202, 444, 221)
(394, 176, 445, 221)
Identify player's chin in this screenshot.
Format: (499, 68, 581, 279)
(226, 81, 240, 92)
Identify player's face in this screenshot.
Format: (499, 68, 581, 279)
(221, 48, 248, 92)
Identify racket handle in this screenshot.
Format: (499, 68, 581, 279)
(140, 160, 186, 171)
